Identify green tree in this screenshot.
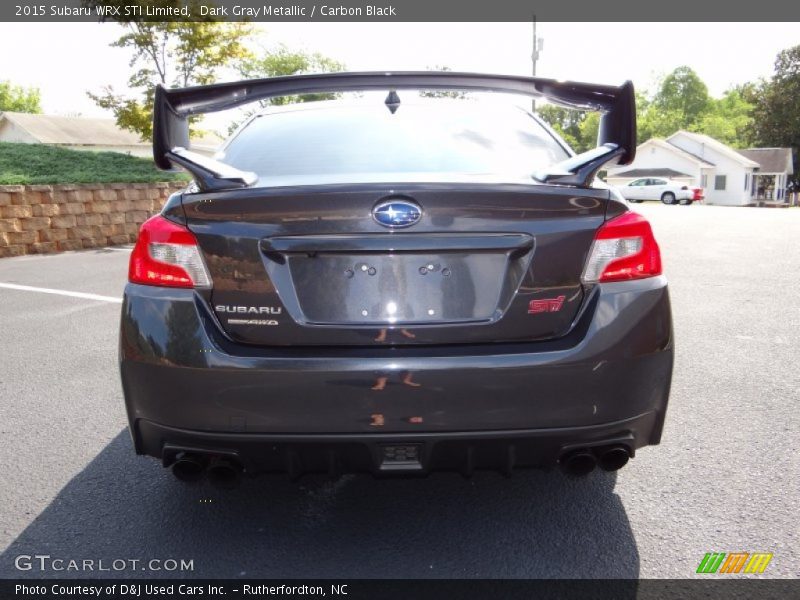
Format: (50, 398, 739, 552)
(419, 65, 467, 100)
(652, 66, 711, 128)
(0, 81, 42, 113)
(636, 68, 713, 143)
(537, 105, 602, 153)
(544, 66, 756, 156)
(236, 45, 346, 106)
(89, 16, 253, 140)
(228, 45, 345, 133)
(637, 106, 686, 143)
(537, 104, 588, 151)
(693, 86, 755, 148)
(578, 112, 600, 152)
(750, 45, 800, 180)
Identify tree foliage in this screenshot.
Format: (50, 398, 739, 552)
(539, 66, 756, 153)
(0, 81, 42, 113)
(236, 45, 346, 106)
(636, 92, 685, 142)
(637, 66, 724, 143)
(419, 65, 467, 100)
(536, 104, 599, 153)
(88, 10, 253, 140)
(653, 66, 711, 127)
(536, 105, 582, 149)
(694, 86, 755, 148)
(749, 45, 800, 180)
(228, 45, 345, 133)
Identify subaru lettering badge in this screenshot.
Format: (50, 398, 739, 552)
(372, 199, 422, 228)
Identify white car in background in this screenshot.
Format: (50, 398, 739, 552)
(618, 177, 703, 205)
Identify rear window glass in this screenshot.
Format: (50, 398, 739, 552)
(218, 102, 570, 187)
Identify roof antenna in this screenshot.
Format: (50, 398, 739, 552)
(384, 90, 401, 114)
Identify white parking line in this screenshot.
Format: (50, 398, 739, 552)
(0, 282, 122, 304)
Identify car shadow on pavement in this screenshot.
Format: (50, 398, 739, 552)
(1, 431, 639, 582)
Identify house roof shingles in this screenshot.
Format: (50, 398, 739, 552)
(0, 111, 221, 150)
(736, 148, 794, 175)
(667, 131, 760, 168)
(609, 168, 693, 179)
(1, 111, 144, 145)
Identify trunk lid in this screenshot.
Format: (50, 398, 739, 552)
(182, 183, 606, 346)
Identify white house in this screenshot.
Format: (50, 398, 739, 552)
(735, 147, 794, 202)
(0, 111, 221, 158)
(606, 136, 714, 187)
(606, 131, 794, 206)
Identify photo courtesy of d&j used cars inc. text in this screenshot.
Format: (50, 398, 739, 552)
(0, 1, 797, 599)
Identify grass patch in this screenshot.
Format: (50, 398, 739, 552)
(0, 142, 189, 185)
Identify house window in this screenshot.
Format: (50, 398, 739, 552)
(701, 174, 708, 188)
(714, 175, 727, 191)
(744, 173, 749, 191)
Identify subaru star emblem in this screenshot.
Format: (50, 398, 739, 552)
(372, 199, 422, 228)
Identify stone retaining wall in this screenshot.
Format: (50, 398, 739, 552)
(0, 182, 186, 258)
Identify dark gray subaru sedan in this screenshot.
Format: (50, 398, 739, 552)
(120, 72, 673, 488)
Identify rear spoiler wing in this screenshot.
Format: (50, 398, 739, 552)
(154, 71, 636, 189)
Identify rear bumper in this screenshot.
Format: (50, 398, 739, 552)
(120, 276, 673, 475)
(138, 412, 656, 477)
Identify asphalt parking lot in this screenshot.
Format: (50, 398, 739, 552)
(0, 202, 798, 579)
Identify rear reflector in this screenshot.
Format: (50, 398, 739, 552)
(129, 215, 212, 288)
(582, 211, 662, 283)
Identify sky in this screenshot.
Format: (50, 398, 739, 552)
(1, 21, 798, 134)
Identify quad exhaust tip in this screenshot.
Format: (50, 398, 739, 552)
(560, 449, 597, 476)
(560, 445, 631, 476)
(170, 452, 243, 488)
(171, 453, 207, 483)
(598, 445, 630, 472)
(206, 457, 243, 490)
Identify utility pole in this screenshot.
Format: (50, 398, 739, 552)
(531, 16, 542, 113)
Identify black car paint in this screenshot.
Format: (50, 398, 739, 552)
(122, 72, 671, 478)
(120, 253, 673, 475)
(172, 183, 606, 347)
(123, 188, 673, 477)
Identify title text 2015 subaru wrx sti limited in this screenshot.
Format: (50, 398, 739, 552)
(119, 72, 673, 488)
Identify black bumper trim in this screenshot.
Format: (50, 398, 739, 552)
(135, 412, 657, 477)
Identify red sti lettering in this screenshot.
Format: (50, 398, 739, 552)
(528, 295, 566, 314)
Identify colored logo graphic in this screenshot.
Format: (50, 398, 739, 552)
(696, 552, 773, 574)
(372, 199, 422, 228)
(528, 295, 566, 314)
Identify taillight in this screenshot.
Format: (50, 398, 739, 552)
(129, 215, 212, 288)
(582, 211, 662, 283)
